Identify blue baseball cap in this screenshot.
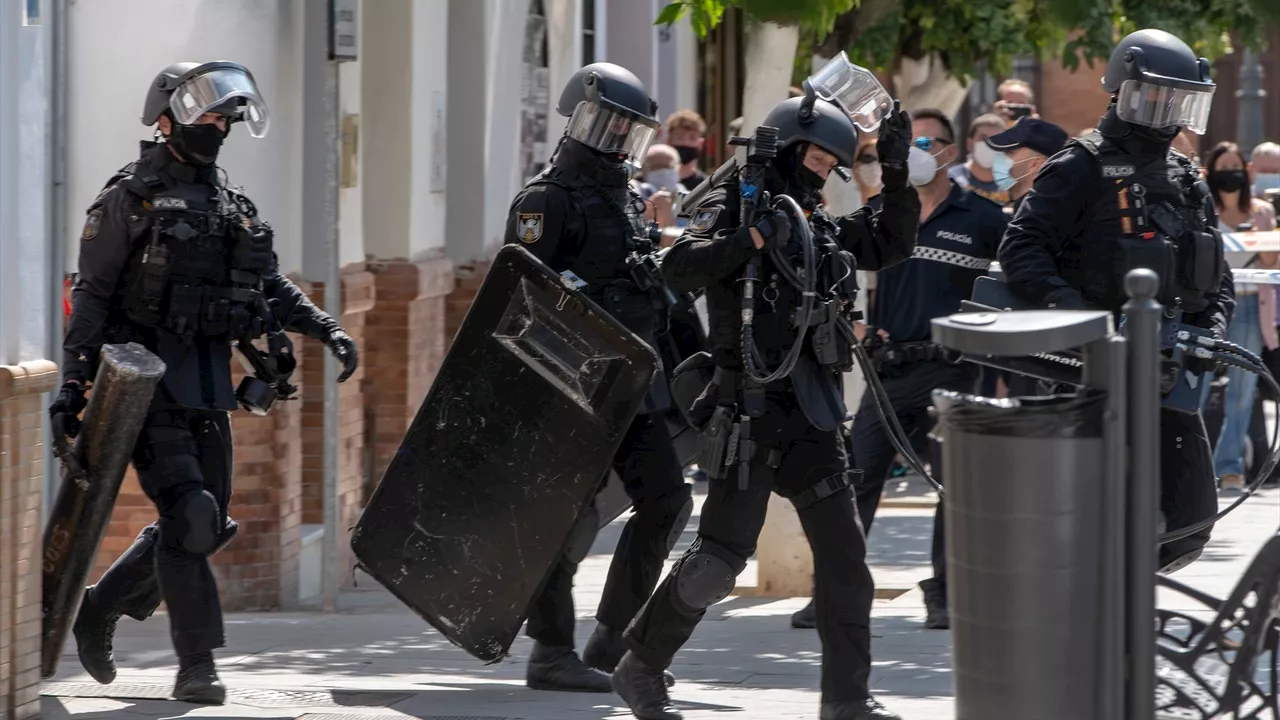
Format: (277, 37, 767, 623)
(984, 118, 1068, 158)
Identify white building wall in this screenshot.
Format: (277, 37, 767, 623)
(408, 0, 449, 256)
(338, 56, 364, 268)
(64, 0, 306, 273)
(0, 0, 51, 365)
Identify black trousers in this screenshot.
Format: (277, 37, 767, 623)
(85, 397, 232, 657)
(526, 411, 691, 647)
(1158, 408, 1217, 569)
(624, 388, 876, 704)
(851, 361, 976, 588)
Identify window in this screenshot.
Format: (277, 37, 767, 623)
(581, 0, 595, 66)
(24, 0, 41, 25)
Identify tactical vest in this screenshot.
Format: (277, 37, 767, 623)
(528, 165, 657, 342)
(1069, 132, 1224, 313)
(109, 164, 263, 340)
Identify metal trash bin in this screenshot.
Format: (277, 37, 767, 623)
(934, 390, 1108, 720)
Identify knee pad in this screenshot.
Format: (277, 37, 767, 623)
(212, 517, 239, 556)
(159, 489, 221, 556)
(563, 504, 600, 565)
(674, 539, 742, 611)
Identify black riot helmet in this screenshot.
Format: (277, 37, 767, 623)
(1102, 29, 1215, 134)
(556, 62, 660, 170)
(142, 61, 271, 138)
(761, 96, 858, 169)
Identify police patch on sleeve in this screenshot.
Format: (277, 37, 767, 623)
(81, 208, 103, 241)
(517, 212, 544, 244)
(687, 207, 720, 233)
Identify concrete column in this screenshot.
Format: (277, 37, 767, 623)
(544, 0, 580, 142)
(362, 0, 413, 261)
(445, 0, 488, 266)
(1237, 48, 1266, 160)
(605, 0, 657, 91)
(481, 0, 531, 256)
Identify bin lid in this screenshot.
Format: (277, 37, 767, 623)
(931, 309, 1113, 356)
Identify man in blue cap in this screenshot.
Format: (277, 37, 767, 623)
(983, 117, 1068, 211)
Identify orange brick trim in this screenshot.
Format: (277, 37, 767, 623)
(1, 359, 58, 720)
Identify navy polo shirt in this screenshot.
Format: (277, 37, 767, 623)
(869, 182, 1008, 342)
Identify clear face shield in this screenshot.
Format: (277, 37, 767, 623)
(168, 66, 271, 138)
(807, 52, 894, 133)
(565, 101, 658, 170)
(1115, 78, 1214, 135)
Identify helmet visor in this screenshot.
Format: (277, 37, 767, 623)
(1115, 79, 1214, 135)
(807, 52, 893, 133)
(565, 101, 658, 170)
(168, 66, 270, 138)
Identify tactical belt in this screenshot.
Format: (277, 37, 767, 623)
(789, 469, 859, 510)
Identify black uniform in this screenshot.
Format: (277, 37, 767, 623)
(853, 183, 1007, 603)
(998, 111, 1231, 571)
(67, 142, 340, 668)
(622, 168, 919, 708)
(504, 139, 692, 678)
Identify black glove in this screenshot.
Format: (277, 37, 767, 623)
(752, 209, 791, 251)
(48, 380, 88, 442)
(876, 100, 912, 191)
(326, 328, 359, 382)
(1185, 320, 1226, 376)
(231, 222, 275, 274)
(1045, 286, 1087, 310)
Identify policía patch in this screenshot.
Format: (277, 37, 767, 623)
(687, 207, 720, 233)
(151, 196, 189, 210)
(81, 208, 102, 241)
(517, 212, 544, 244)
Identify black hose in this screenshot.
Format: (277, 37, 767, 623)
(740, 194, 815, 384)
(852, 343, 946, 496)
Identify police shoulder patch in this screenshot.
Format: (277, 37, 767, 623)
(81, 208, 103, 241)
(687, 207, 721, 233)
(517, 212, 544, 244)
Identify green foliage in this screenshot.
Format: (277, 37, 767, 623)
(659, 0, 1280, 82)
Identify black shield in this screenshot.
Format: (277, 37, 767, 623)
(351, 244, 658, 662)
(42, 343, 166, 678)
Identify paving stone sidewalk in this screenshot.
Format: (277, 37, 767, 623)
(38, 485, 1279, 720)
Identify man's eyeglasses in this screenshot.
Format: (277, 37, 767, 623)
(913, 136, 953, 151)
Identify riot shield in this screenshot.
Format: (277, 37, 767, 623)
(351, 244, 658, 663)
(41, 343, 165, 678)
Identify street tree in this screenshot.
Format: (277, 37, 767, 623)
(658, 0, 1280, 124)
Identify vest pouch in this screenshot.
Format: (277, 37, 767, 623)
(1182, 228, 1224, 295)
(670, 351, 715, 430)
(600, 286, 657, 342)
(201, 294, 232, 338)
(1115, 235, 1175, 299)
(164, 284, 204, 336)
(122, 237, 171, 328)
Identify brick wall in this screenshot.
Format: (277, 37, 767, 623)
(1039, 54, 1110, 139)
(1, 360, 58, 720)
(364, 253, 455, 488)
(443, 260, 493, 354)
(298, 267, 373, 587)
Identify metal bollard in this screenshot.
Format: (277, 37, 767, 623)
(41, 343, 165, 678)
(932, 309, 1126, 720)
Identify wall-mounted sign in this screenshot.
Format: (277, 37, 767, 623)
(329, 0, 359, 62)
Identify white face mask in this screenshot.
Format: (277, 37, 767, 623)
(646, 168, 680, 191)
(1254, 172, 1280, 196)
(971, 142, 996, 169)
(855, 161, 882, 191)
(908, 146, 945, 187)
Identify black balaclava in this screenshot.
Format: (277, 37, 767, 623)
(772, 142, 827, 211)
(1099, 104, 1177, 159)
(554, 136, 630, 187)
(165, 113, 229, 166)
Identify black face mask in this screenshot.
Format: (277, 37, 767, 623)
(1208, 169, 1249, 194)
(1130, 123, 1179, 144)
(674, 145, 700, 165)
(774, 144, 826, 211)
(167, 122, 227, 166)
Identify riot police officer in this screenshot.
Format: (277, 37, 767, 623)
(999, 29, 1229, 573)
(503, 62, 693, 692)
(611, 92, 918, 720)
(47, 61, 359, 704)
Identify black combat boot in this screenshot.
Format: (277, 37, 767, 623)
(173, 651, 226, 705)
(819, 698, 903, 720)
(526, 642, 612, 692)
(790, 598, 816, 629)
(73, 587, 122, 684)
(918, 578, 949, 630)
(584, 624, 677, 686)
(612, 651, 682, 720)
